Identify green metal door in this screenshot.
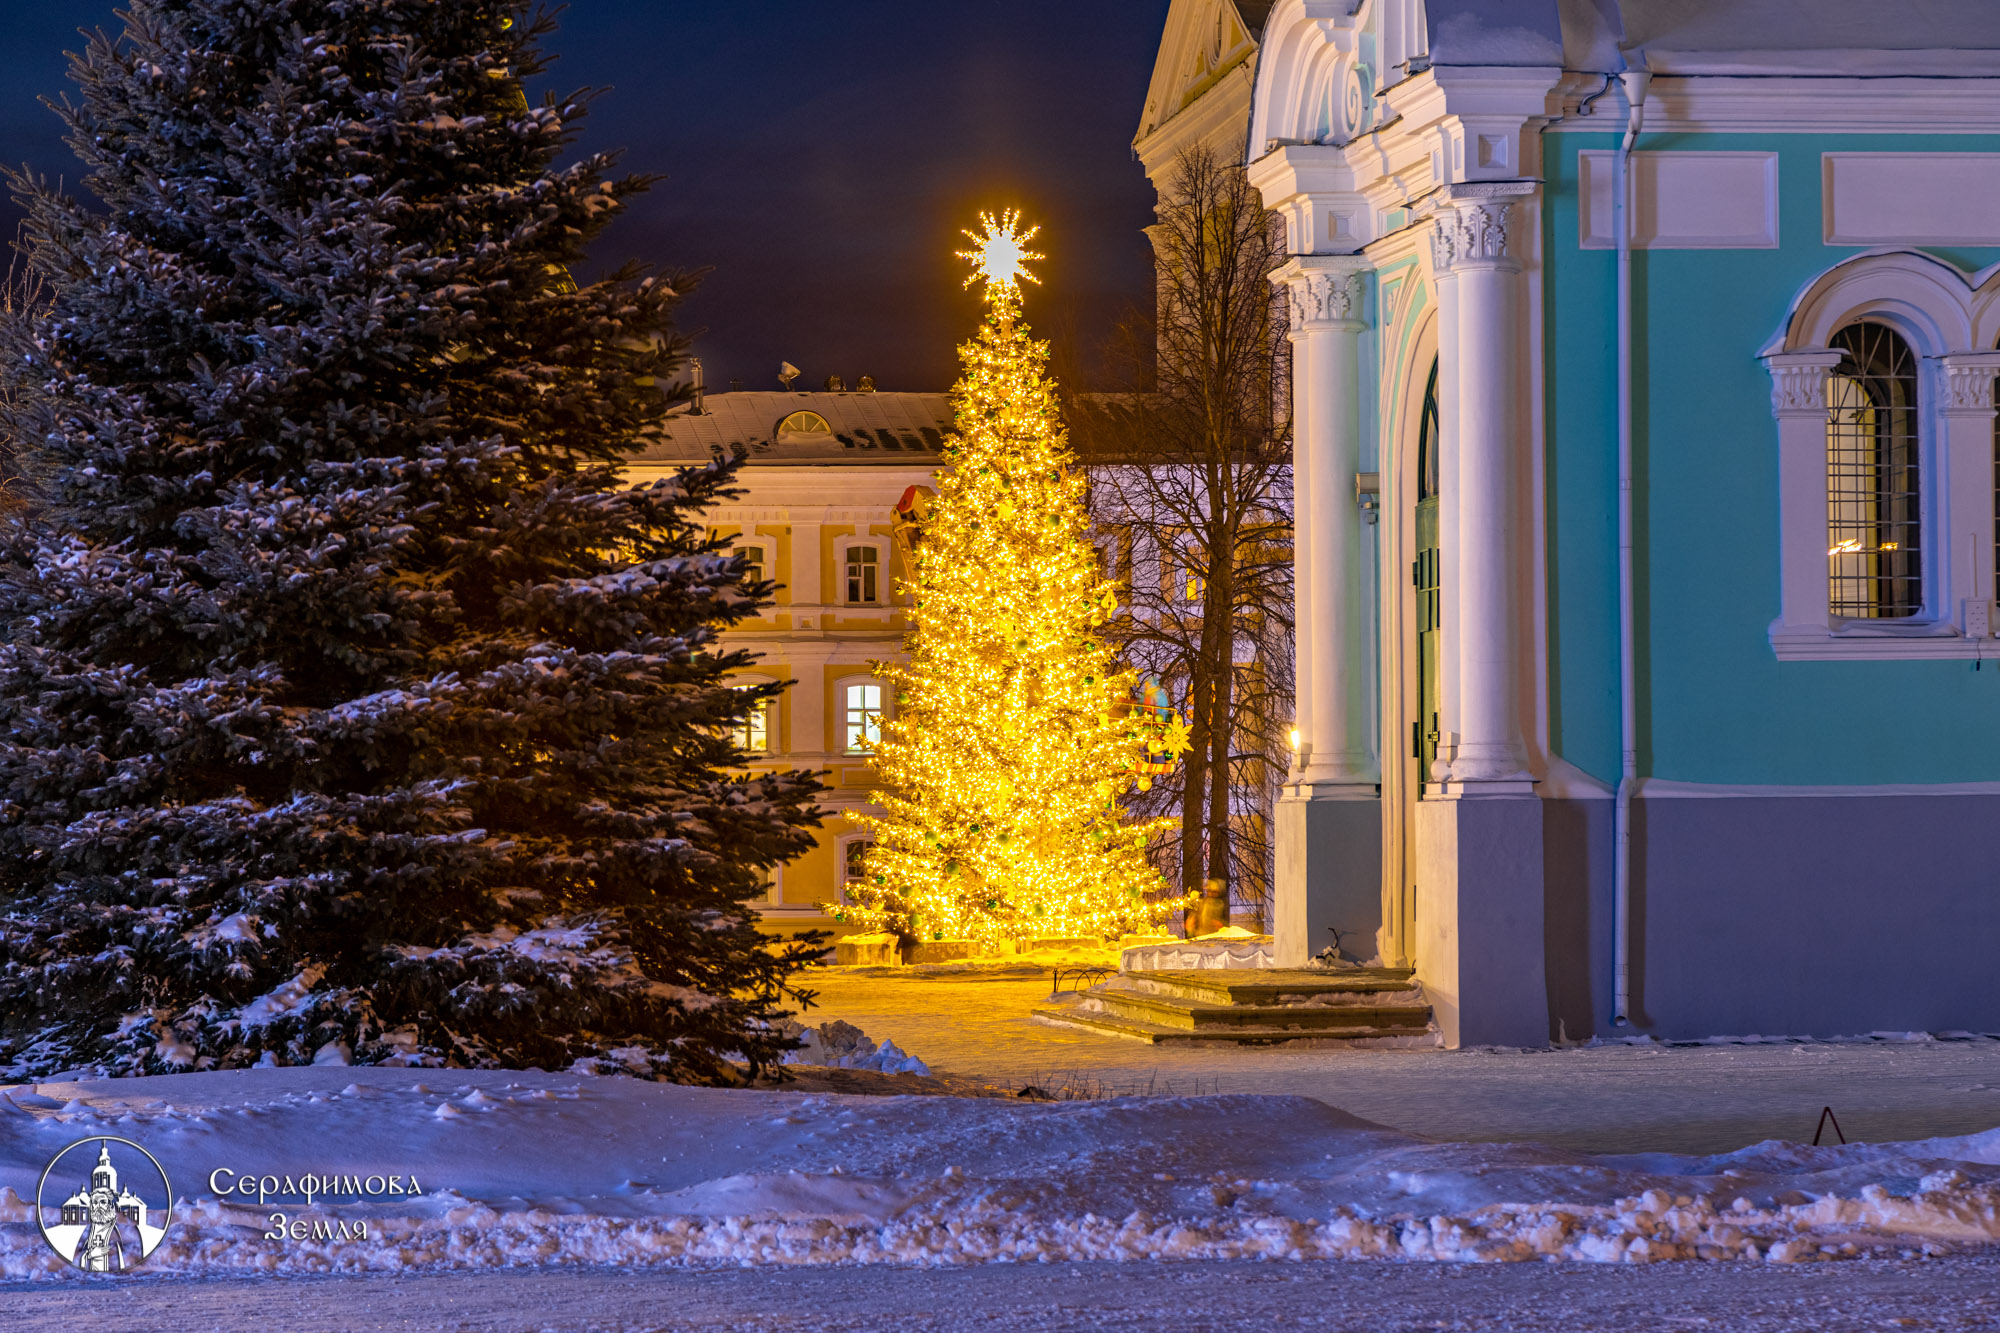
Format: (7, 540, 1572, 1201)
(1413, 360, 1441, 794)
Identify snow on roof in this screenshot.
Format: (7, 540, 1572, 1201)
(1543, 0, 2000, 76)
(641, 392, 953, 467)
(1429, 1, 1566, 67)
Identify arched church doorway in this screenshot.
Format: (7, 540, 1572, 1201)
(1413, 357, 1442, 791)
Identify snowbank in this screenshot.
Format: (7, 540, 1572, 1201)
(3, 1068, 1999, 1278)
(776, 1020, 930, 1076)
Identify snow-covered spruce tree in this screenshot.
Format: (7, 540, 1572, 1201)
(0, 1, 824, 1081)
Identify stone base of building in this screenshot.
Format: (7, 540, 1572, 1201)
(1414, 795, 1549, 1049)
(1273, 792, 1382, 968)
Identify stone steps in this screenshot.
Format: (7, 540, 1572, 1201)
(1123, 967, 1418, 1006)
(1030, 965, 1436, 1048)
(1096, 987, 1433, 1032)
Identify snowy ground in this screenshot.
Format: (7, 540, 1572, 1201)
(7, 1065, 2000, 1278)
(8, 967, 2000, 1328)
(10, 1256, 2000, 1331)
(804, 965, 2000, 1153)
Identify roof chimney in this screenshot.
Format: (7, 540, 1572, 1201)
(689, 357, 706, 415)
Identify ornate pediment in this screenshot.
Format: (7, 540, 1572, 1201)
(1136, 0, 1264, 143)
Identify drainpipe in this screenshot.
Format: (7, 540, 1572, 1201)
(1612, 69, 1651, 1027)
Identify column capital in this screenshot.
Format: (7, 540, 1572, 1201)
(1761, 349, 1845, 418)
(1269, 255, 1369, 335)
(1429, 180, 1537, 275)
(1938, 351, 2000, 413)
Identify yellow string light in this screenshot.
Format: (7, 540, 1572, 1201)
(827, 214, 1184, 946)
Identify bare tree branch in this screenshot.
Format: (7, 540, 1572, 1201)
(1073, 145, 1294, 932)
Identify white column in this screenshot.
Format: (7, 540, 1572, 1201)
(1432, 186, 1534, 793)
(1273, 256, 1377, 795)
(1762, 350, 1844, 638)
(1939, 353, 2000, 620)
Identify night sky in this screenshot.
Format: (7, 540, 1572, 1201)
(0, 2, 1173, 392)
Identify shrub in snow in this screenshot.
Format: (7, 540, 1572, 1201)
(0, 0, 823, 1082)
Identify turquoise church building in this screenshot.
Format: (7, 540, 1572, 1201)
(1198, 0, 2000, 1043)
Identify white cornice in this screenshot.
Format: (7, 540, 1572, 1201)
(1549, 76, 2000, 136)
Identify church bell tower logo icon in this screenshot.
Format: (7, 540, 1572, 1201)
(34, 1136, 175, 1272)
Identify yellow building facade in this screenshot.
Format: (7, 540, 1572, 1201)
(628, 389, 951, 937)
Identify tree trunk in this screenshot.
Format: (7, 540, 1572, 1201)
(1178, 671, 1210, 926)
(1205, 655, 1233, 931)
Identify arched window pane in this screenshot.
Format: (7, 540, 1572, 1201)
(777, 410, 832, 435)
(1826, 322, 1921, 619)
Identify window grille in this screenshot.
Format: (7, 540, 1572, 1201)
(842, 683, 882, 753)
(845, 545, 879, 604)
(1826, 322, 1922, 619)
(732, 695, 768, 753)
(776, 410, 832, 435)
(840, 839, 873, 904)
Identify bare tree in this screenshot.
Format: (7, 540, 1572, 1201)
(1075, 145, 1294, 935)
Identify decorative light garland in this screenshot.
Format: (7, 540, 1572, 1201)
(829, 213, 1189, 945)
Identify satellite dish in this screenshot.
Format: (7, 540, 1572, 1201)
(778, 362, 801, 389)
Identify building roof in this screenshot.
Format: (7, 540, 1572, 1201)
(639, 391, 954, 466)
(1419, 1, 2000, 76)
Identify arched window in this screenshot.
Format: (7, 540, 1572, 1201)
(776, 410, 832, 437)
(1826, 322, 1922, 620)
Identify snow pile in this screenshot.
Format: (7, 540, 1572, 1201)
(777, 1020, 930, 1076)
(3, 1069, 2000, 1277)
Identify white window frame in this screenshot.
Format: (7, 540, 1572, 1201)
(836, 537, 884, 606)
(1761, 250, 2000, 660)
(729, 673, 777, 755)
(835, 833, 875, 906)
(836, 676, 886, 754)
(733, 536, 770, 588)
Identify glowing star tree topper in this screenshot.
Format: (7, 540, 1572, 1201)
(831, 213, 1188, 947)
(957, 210, 1044, 302)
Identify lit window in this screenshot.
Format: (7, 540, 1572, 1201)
(845, 545, 879, 604)
(738, 543, 766, 585)
(750, 865, 779, 905)
(1826, 322, 1921, 620)
(841, 839, 873, 904)
(776, 410, 832, 436)
(732, 695, 769, 753)
(843, 683, 883, 753)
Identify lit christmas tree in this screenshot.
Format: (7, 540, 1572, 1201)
(838, 213, 1186, 947)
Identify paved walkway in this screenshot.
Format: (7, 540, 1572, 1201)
(802, 966, 2000, 1155)
(10, 1256, 2000, 1331)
